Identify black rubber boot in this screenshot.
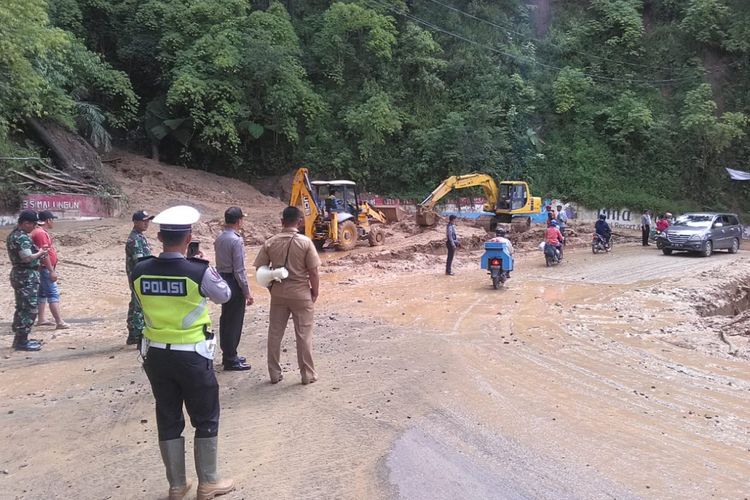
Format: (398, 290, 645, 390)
(159, 437, 192, 499)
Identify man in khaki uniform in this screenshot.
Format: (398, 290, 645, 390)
(254, 206, 321, 385)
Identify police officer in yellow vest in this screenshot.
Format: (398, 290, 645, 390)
(131, 206, 235, 500)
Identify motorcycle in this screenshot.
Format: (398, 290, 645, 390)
(592, 233, 613, 253)
(543, 243, 562, 267)
(481, 242, 513, 289)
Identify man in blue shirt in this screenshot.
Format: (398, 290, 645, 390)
(213, 207, 254, 371)
(445, 215, 459, 276)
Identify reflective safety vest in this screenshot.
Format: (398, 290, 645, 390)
(132, 256, 210, 344)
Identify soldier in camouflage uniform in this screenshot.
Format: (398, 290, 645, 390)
(7, 210, 48, 351)
(125, 210, 154, 345)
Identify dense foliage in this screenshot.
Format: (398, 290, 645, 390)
(2, 0, 750, 212)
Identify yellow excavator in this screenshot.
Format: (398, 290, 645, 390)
(416, 173, 542, 229)
(289, 167, 388, 251)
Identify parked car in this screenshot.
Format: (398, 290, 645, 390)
(657, 213, 742, 257)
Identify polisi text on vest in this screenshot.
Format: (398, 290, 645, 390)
(140, 278, 187, 296)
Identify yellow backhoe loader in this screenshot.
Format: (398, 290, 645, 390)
(416, 173, 542, 229)
(289, 168, 387, 251)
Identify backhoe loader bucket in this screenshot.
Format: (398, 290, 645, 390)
(416, 206, 439, 227)
(373, 205, 406, 223)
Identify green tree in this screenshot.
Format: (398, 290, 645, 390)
(553, 68, 593, 114)
(0, 0, 135, 146)
(0, 0, 72, 136)
(680, 0, 729, 45)
(680, 84, 747, 198)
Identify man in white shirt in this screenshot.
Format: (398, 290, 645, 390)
(488, 227, 514, 255)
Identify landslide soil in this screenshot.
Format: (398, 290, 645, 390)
(1, 154, 749, 499)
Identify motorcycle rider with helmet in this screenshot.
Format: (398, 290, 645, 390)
(544, 220, 565, 260)
(595, 214, 612, 245)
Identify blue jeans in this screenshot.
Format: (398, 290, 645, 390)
(38, 268, 60, 303)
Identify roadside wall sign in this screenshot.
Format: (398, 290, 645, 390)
(20, 193, 123, 219)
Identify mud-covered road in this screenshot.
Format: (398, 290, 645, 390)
(2, 156, 749, 499)
(2, 233, 749, 499)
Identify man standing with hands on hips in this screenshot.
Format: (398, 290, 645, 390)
(132, 205, 234, 500)
(254, 206, 321, 385)
(214, 207, 253, 371)
(6, 210, 48, 351)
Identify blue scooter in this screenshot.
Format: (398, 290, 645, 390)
(481, 242, 514, 289)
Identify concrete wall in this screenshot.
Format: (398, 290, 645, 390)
(1, 193, 125, 226)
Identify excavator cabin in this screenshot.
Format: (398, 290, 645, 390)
(495, 181, 537, 223)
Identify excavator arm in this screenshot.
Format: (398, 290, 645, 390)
(417, 174, 498, 226)
(289, 167, 320, 239)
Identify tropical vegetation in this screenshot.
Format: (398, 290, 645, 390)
(2, 0, 750, 212)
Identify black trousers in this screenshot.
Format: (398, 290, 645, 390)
(642, 225, 650, 246)
(219, 273, 245, 364)
(143, 348, 219, 441)
(446, 242, 455, 274)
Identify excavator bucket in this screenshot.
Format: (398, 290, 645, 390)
(416, 206, 439, 226)
(373, 205, 406, 223)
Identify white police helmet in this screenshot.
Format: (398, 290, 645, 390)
(153, 205, 200, 231)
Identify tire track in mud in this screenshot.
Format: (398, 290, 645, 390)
(450, 297, 483, 335)
(501, 339, 750, 451)
(525, 246, 747, 285)
(454, 338, 750, 496)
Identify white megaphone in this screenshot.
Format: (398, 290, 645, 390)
(256, 266, 289, 287)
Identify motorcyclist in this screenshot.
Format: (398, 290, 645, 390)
(544, 219, 565, 259)
(488, 227, 514, 255)
(594, 214, 611, 244)
(488, 227, 513, 279)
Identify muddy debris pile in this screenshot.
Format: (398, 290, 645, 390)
(639, 267, 750, 359)
(203, 218, 277, 246)
(106, 152, 286, 248)
(327, 222, 488, 271)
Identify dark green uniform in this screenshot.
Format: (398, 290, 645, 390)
(6, 228, 41, 343)
(125, 229, 152, 341)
